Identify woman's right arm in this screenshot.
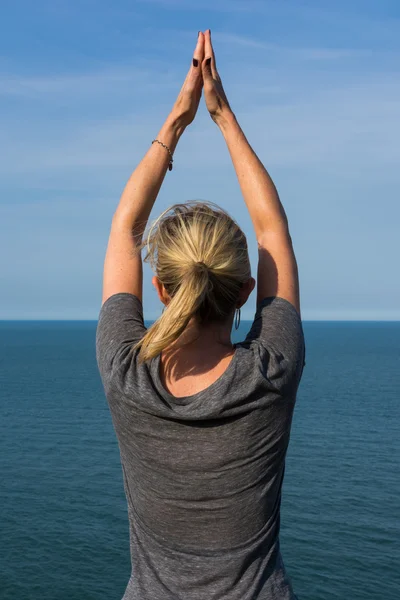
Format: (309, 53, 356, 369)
(201, 30, 301, 317)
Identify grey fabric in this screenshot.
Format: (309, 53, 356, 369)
(96, 293, 305, 600)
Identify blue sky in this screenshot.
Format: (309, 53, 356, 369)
(1, 0, 399, 320)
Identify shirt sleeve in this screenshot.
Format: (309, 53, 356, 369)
(95, 292, 147, 390)
(243, 296, 306, 391)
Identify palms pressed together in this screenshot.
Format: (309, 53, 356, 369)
(172, 29, 232, 129)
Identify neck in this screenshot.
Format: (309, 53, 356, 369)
(169, 316, 234, 352)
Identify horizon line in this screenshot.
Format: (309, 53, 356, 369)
(0, 319, 399, 323)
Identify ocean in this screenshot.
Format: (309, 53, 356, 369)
(1, 320, 399, 600)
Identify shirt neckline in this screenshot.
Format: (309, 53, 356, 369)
(151, 343, 243, 405)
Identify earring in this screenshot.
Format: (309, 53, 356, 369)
(234, 307, 241, 330)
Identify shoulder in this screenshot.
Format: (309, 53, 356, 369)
(96, 293, 147, 391)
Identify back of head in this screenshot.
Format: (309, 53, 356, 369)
(133, 200, 251, 364)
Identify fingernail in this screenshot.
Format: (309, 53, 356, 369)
(206, 57, 211, 66)
(198, 31, 200, 38)
(193, 58, 199, 67)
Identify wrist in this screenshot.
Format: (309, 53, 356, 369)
(166, 112, 187, 138)
(216, 110, 238, 134)
(154, 113, 186, 160)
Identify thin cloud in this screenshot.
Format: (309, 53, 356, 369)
(215, 32, 373, 60)
(133, 0, 267, 13)
(0, 65, 398, 178)
(0, 65, 178, 98)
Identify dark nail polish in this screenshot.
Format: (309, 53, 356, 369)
(198, 31, 201, 37)
(206, 57, 211, 66)
(193, 58, 199, 67)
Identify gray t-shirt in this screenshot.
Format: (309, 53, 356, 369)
(96, 292, 306, 600)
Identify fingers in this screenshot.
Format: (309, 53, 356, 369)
(193, 31, 205, 68)
(181, 31, 204, 93)
(203, 29, 218, 79)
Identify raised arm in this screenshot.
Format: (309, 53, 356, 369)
(201, 30, 300, 317)
(101, 33, 205, 306)
(218, 113, 300, 317)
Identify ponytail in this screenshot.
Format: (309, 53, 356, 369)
(130, 201, 251, 365)
(132, 264, 209, 364)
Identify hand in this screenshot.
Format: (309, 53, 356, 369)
(201, 30, 233, 125)
(170, 32, 205, 129)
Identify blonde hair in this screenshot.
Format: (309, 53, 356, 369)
(132, 201, 251, 364)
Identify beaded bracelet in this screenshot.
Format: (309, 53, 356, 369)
(152, 139, 174, 171)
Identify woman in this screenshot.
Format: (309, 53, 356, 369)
(96, 30, 306, 600)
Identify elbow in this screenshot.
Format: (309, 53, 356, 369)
(256, 219, 290, 244)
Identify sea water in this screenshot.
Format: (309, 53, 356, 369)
(1, 320, 399, 600)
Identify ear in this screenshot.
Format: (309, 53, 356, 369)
(237, 277, 256, 308)
(152, 275, 170, 306)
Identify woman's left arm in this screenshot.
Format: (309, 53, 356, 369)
(101, 32, 205, 306)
